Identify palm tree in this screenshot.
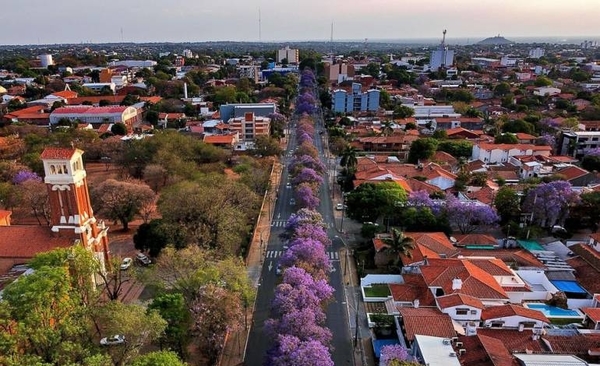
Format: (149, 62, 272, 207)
(383, 228, 415, 268)
(340, 145, 358, 173)
(381, 120, 394, 137)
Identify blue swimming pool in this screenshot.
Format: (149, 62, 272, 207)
(525, 303, 582, 318)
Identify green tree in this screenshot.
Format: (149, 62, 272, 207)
(381, 120, 394, 137)
(493, 186, 521, 224)
(393, 105, 415, 119)
(97, 302, 167, 366)
(494, 82, 512, 97)
(494, 133, 519, 144)
(382, 228, 415, 269)
(111, 122, 127, 136)
(251, 135, 283, 156)
(340, 145, 358, 172)
(407, 138, 438, 163)
(131, 351, 188, 366)
(148, 294, 190, 356)
(534, 76, 553, 87)
(346, 182, 407, 222)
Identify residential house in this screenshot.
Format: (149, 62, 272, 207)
(533, 87, 561, 97)
(396, 307, 457, 348)
(480, 304, 550, 329)
(472, 143, 552, 164)
(554, 165, 597, 186)
(436, 293, 484, 326)
(373, 232, 458, 268)
(203, 134, 239, 149)
(412, 335, 461, 366)
(50, 106, 140, 132)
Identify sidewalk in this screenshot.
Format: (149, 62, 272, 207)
(219, 159, 283, 366)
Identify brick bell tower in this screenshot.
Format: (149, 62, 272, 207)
(40, 147, 110, 269)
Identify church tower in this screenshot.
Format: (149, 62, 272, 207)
(40, 148, 110, 268)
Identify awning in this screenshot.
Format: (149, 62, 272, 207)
(550, 280, 587, 294)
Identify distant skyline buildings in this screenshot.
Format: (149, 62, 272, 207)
(0, 0, 599, 45)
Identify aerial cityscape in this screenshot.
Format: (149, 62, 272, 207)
(1, 2, 600, 366)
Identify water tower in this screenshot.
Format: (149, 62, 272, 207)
(39, 54, 54, 68)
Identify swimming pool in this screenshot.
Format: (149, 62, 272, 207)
(525, 303, 582, 318)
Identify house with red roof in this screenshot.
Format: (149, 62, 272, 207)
(396, 307, 457, 347)
(481, 304, 550, 329)
(373, 232, 458, 268)
(49, 105, 140, 132)
(436, 293, 484, 326)
(472, 142, 552, 164)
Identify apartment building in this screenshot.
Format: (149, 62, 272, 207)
(227, 112, 270, 142)
(332, 82, 380, 113)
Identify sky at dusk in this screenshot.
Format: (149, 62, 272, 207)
(1, 0, 599, 45)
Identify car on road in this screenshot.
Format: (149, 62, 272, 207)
(120, 257, 132, 270)
(276, 264, 283, 276)
(290, 198, 295, 205)
(335, 203, 345, 211)
(286, 182, 291, 189)
(136, 253, 151, 266)
(100, 335, 125, 346)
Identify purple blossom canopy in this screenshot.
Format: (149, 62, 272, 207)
(445, 195, 500, 234)
(295, 185, 320, 210)
(380, 344, 410, 365)
(282, 266, 334, 302)
(538, 133, 556, 149)
(267, 334, 334, 366)
(268, 308, 332, 344)
(297, 132, 314, 145)
(279, 238, 331, 274)
(292, 167, 324, 188)
(522, 180, 580, 227)
(408, 190, 434, 208)
(12, 170, 42, 185)
(271, 282, 325, 319)
(292, 223, 330, 246)
(289, 154, 326, 177)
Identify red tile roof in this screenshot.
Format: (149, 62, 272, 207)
(459, 334, 516, 366)
(389, 274, 436, 306)
(476, 143, 552, 152)
(420, 258, 509, 300)
(582, 307, 600, 323)
(203, 135, 236, 145)
(453, 234, 497, 247)
(0, 226, 75, 258)
(400, 232, 459, 265)
(436, 293, 484, 309)
(50, 90, 78, 99)
(40, 147, 79, 160)
(481, 304, 549, 324)
(555, 165, 590, 181)
(52, 106, 129, 115)
(397, 307, 456, 342)
(475, 328, 545, 354)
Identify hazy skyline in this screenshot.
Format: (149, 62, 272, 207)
(1, 0, 599, 45)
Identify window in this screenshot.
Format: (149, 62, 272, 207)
(456, 308, 469, 315)
(520, 322, 536, 328)
(490, 321, 504, 328)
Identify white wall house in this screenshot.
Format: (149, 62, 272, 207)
(436, 293, 483, 326)
(480, 304, 550, 329)
(472, 143, 552, 164)
(533, 87, 561, 96)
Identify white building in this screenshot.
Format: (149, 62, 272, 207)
(471, 143, 552, 164)
(238, 65, 260, 83)
(480, 304, 550, 329)
(412, 335, 461, 366)
(277, 46, 299, 64)
(49, 106, 140, 129)
(82, 83, 116, 94)
(109, 60, 157, 68)
(533, 86, 561, 96)
(529, 47, 545, 59)
(39, 54, 54, 68)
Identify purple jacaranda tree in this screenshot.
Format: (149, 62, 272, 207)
(539, 117, 561, 132)
(282, 266, 334, 303)
(296, 101, 316, 115)
(271, 282, 325, 317)
(12, 170, 42, 185)
(408, 190, 434, 207)
(279, 238, 331, 277)
(522, 180, 580, 227)
(297, 92, 316, 105)
(294, 142, 319, 160)
(284, 209, 325, 234)
(295, 185, 320, 210)
(292, 167, 324, 189)
(266, 334, 334, 366)
(292, 224, 330, 246)
(297, 131, 314, 145)
(445, 195, 500, 234)
(587, 147, 600, 157)
(266, 308, 332, 345)
(267, 112, 286, 124)
(297, 120, 316, 136)
(380, 344, 411, 366)
(289, 154, 326, 177)
(538, 133, 557, 149)
(299, 69, 316, 89)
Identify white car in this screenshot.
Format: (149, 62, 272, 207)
(100, 335, 125, 346)
(335, 203, 344, 211)
(136, 253, 151, 266)
(120, 257, 132, 270)
(286, 182, 291, 189)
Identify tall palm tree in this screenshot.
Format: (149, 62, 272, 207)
(340, 145, 358, 173)
(383, 228, 415, 268)
(381, 120, 394, 137)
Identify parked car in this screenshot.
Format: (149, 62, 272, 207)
(120, 257, 132, 270)
(100, 335, 125, 346)
(136, 253, 151, 266)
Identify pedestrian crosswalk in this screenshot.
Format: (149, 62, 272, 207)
(271, 220, 332, 228)
(266, 250, 340, 261)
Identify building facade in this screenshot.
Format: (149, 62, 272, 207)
(228, 112, 270, 142)
(219, 103, 276, 122)
(277, 46, 299, 64)
(332, 83, 380, 113)
(50, 106, 140, 130)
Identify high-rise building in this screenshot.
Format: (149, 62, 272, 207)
(429, 30, 454, 72)
(332, 83, 380, 113)
(529, 48, 545, 59)
(277, 46, 299, 64)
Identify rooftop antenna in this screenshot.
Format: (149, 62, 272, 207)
(258, 8, 262, 42)
(330, 21, 334, 56)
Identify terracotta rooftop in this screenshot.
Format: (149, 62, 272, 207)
(458, 334, 516, 366)
(40, 147, 80, 160)
(203, 135, 236, 145)
(436, 293, 484, 310)
(565, 256, 600, 294)
(50, 90, 78, 99)
(397, 307, 456, 342)
(420, 258, 509, 300)
(0, 226, 75, 258)
(453, 233, 497, 247)
(481, 304, 550, 324)
(582, 307, 600, 323)
(555, 165, 590, 181)
(389, 274, 436, 306)
(475, 328, 545, 354)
